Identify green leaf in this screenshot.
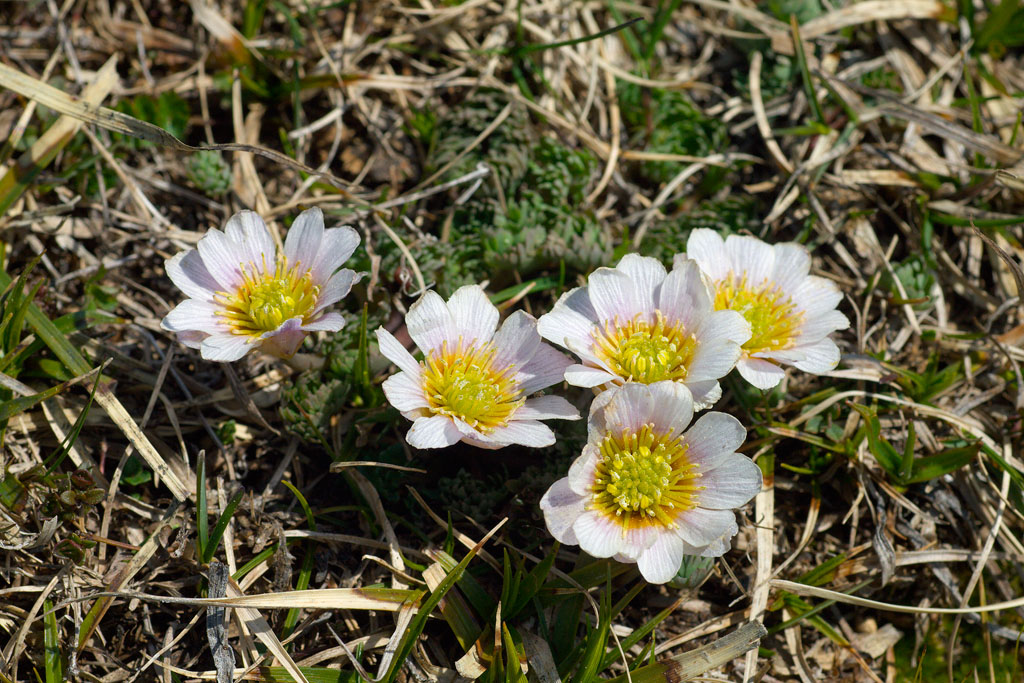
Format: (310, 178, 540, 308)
(906, 442, 980, 484)
(850, 404, 901, 477)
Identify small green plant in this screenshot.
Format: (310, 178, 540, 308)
(186, 150, 233, 197)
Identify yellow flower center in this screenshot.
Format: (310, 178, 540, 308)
(591, 311, 697, 383)
(714, 275, 803, 354)
(421, 339, 524, 433)
(215, 257, 320, 336)
(591, 423, 703, 532)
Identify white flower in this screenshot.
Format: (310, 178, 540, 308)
(536, 253, 750, 409)
(540, 382, 761, 584)
(161, 208, 359, 362)
(376, 285, 580, 450)
(682, 230, 850, 390)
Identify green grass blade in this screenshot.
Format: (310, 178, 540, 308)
(202, 489, 244, 565)
(196, 452, 209, 562)
(43, 599, 62, 683)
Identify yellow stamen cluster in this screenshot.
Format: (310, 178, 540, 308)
(215, 257, 320, 336)
(714, 275, 803, 354)
(591, 311, 697, 383)
(591, 423, 703, 532)
(421, 339, 524, 433)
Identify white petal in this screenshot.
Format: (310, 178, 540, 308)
(196, 229, 246, 290)
(645, 381, 694, 439)
(682, 412, 746, 470)
(174, 329, 208, 349)
(688, 380, 722, 410)
(381, 371, 429, 413)
(200, 334, 253, 362)
(407, 415, 462, 449)
(301, 311, 345, 332)
(675, 507, 738, 547)
(375, 328, 422, 376)
(585, 387, 618, 440)
(536, 286, 599, 352)
(447, 285, 499, 346)
(516, 344, 573, 395)
(615, 254, 667, 315)
(258, 318, 307, 358)
(725, 235, 775, 286)
(770, 242, 811, 294)
(224, 210, 276, 272)
(658, 259, 712, 331)
(683, 229, 730, 281)
(687, 339, 741, 383)
(284, 207, 325, 272)
(696, 455, 763, 509)
(161, 299, 225, 335)
(736, 357, 785, 389)
(567, 448, 599, 496)
(796, 310, 850, 343)
(698, 530, 737, 557)
(637, 533, 685, 584)
(587, 267, 643, 324)
(166, 249, 220, 300)
(310, 226, 360, 285)
(405, 291, 457, 356)
(614, 524, 659, 561)
(491, 310, 542, 370)
(516, 395, 580, 421)
(540, 478, 586, 545)
(791, 275, 844, 319)
(603, 383, 654, 435)
(694, 309, 751, 348)
(484, 420, 555, 448)
(313, 269, 356, 314)
(573, 511, 624, 558)
(563, 364, 618, 388)
(762, 338, 840, 374)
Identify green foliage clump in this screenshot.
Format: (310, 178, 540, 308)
(436, 467, 511, 522)
(279, 374, 351, 443)
(639, 195, 762, 263)
(114, 91, 190, 147)
(186, 150, 233, 197)
(619, 83, 729, 187)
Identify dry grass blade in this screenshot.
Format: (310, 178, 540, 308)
(771, 580, 1024, 614)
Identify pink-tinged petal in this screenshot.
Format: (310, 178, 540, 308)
(568, 448, 599, 495)
(682, 412, 746, 471)
(196, 229, 246, 290)
(310, 226, 361, 285)
(516, 344, 573, 395)
(736, 357, 785, 389)
(791, 275, 844, 318)
(166, 249, 220, 300)
(687, 339, 741, 384)
(725, 235, 775, 286)
(615, 254, 667, 314)
(162, 298, 225, 335)
(770, 242, 811, 293)
(688, 380, 722, 411)
(573, 511, 624, 558)
(587, 267, 643, 324)
(485, 420, 555, 448)
(537, 286, 599, 352)
(224, 210, 276, 271)
(381, 371, 429, 413)
(675, 507, 737, 547)
(407, 415, 462, 449)
(406, 291, 457, 355)
(313, 269, 356, 314)
(174, 329, 208, 349)
(694, 309, 751, 348)
(375, 328, 422, 376)
(761, 338, 841, 374)
(683, 229, 730, 281)
(284, 207, 325, 272)
(603, 383, 654, 435)
(645, 381, 694, 439)
(491, 310, 542, 370)
(200, 334, 254, 362)
(540, 478, 586, 546)
(301, 311, 345, 332)
(447, 285, 499, 345)
(796, 310, 849, 343)
(637, 533, 685, 584)
(585, 388, 618, 440)
(659, 259, 713, 331)
(563, 364, 618, 388)
(696, 455, 762, 509)
(517, 395, 580, 421)
(258, 318, 307, 358)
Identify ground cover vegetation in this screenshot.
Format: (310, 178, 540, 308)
(1, 0, 1024, 681)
